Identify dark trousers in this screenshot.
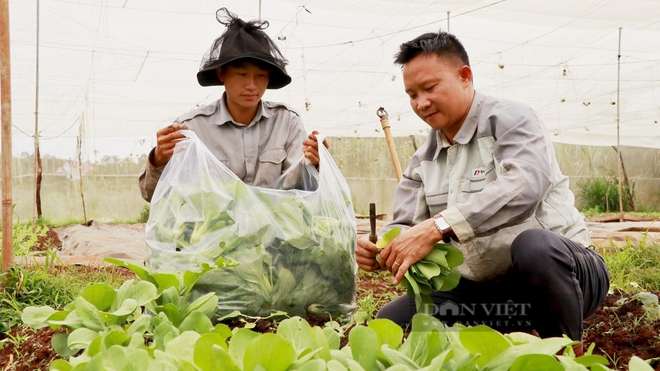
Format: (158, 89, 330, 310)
(376, 229, 610, 340)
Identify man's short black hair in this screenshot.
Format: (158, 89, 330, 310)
(394, 31, 470, 67)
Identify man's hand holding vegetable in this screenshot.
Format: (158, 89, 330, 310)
(357, 218, 441, 285)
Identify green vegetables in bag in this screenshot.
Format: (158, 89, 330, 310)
(376, 227, 463, 314)
(147, 176, 357, 318)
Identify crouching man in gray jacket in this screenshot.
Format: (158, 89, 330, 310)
(355, 31, 609, 356)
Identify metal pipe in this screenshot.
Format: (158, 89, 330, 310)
(369, 203, 378, 244)
(616, 27, 623, 222)
(447, 11, 450, 33)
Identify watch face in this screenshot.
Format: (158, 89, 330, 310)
(434, 216, 450, 232)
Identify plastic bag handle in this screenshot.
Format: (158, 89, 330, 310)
(314, 133, 351, 197)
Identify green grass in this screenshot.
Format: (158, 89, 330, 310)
(43, 218, 88, 227)
(581, 210, 660, 219)
(1, 221, 136, 335)
(0, 261, 134, 335)
(0, 222, 48, 258)
(1, 208, 149, 231)
(598, 233, 660, 293)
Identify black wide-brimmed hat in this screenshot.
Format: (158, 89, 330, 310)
(197, 8, 292, 89)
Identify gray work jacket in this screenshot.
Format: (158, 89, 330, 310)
(386, 91, 590, 281)
(139, 94, 305, 202)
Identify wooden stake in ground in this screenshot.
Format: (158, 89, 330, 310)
(612, 146, 636, 212)
(1, 0, 14, 272)
(376, 107, 403, 182)
(77, 136, 88, 224)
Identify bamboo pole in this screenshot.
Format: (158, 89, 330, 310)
(376, 107, 403, 182)
(1, 0, 13, 272)
(34, 0, 42, 221)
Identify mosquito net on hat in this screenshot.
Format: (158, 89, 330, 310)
(197, 8, 292, 89)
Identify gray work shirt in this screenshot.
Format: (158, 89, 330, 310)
(386, 90, 590, 281)
(138, 94, 305, 202)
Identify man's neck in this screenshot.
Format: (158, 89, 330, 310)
(226, 99, 259, 126)
(444, 89, 476, 145)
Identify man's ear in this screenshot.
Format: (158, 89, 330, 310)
(216, 67, 224, 83)
(459, 65, 473, 83)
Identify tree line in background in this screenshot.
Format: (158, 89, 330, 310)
(11, 152, 149, 178)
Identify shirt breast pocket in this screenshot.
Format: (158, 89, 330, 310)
(425, 192, 448, 215)
(259, 147, 287, 165)
(458, 172, 490, 203)
(460, 176, 487, 194)
(256, 147, 287, 185)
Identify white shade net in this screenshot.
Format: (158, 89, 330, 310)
(8, 0, 660, 161)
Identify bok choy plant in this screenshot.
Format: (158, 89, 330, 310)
(376, 227, 463, 313)
(20, 259, 623, 371)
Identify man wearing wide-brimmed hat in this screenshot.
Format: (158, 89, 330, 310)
(139, 8, 326, 202)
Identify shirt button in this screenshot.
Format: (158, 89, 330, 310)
(449, 189, 453, 194)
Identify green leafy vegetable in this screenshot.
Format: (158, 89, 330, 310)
(376, 227, 463, 313)
(26, 305, 617, 370)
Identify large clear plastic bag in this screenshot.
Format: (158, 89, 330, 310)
(145, 130, 357, 319)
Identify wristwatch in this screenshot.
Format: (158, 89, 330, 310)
(433, 214, 454, 243)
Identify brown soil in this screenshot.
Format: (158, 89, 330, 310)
(2, 227, 660, 370)
(583, 290, 660, 370)
(0, 328, 65, 371)
(34, 229, 62, 252)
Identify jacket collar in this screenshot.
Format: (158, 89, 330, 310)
(216, 92, 269, 126)
(433, 90, 483, 160)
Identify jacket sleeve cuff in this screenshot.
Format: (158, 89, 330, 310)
(148, 149, 167, 172)
(441, 207, 474, 242)
(138, 148, 166, 202)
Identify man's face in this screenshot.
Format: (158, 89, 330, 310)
(217, 61, 270, 111)
(403, 53, 473, 138)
